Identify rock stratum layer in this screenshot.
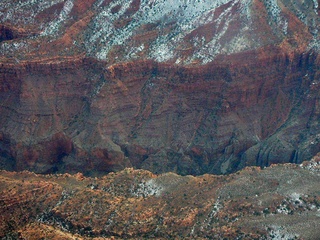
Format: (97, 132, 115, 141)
(0, 0, 320, 175)
(1, 157, 320, 239)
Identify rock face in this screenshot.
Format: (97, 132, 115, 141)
(0, 0, 320, 175)
(1, 157, 320, 239)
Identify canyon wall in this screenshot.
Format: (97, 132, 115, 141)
(0, 0, 320, 175)
(1, 49, 320, 175)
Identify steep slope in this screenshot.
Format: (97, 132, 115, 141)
(0, 0, 320, 175)
(1, 156, 320, 239)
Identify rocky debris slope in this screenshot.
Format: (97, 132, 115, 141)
(0, 0, 320, 175)
(1, 155, 320, 239)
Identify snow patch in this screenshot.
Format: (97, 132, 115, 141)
(85, 0, 252, 62)
(289, 193, 302, 204)
(207, 200, 222, 223)
(264, 0, 287, 35)
(0, 40, 28, 57)
(41, 0, 75, 36)
(313, 0, 318, 14)
(276, 203, 291, 214)
(300, 158, 320, 174)
(200, 199, 222, 230)
(1, 0, 64, 25)
(308, 21, 320, 52)
(131, 178, 164, 197)
(59, 0, 74, 20)
(239, 0, 252, 20)
(126, 44, 145, 59)
(150, 37, 175, 62)
(189, 0, 237, 64)
(264, 0, 281, 20)
(267, 225, 299, 240)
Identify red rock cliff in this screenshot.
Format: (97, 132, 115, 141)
(0, 48, 319, 175)
(0, 0, 320, 175)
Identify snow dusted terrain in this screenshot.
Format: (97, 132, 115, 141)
(0, 0, 319, 64)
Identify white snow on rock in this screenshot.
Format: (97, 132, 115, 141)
(263, 0, 288, 34)
(131, 178, 164, 197)
(199, 199, 223, 231)
(85, 0, 253, 62)
(0, 0, 318, 63)
(300, 158, 320, 174)
(289, 192, 302, 204)
(267, 225, 299, 240)
(41, 0, 75, 36)
(313, 0, 318, 14)
(1, 0, 65, 25)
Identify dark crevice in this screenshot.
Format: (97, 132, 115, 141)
(0, 25, 22, 42)
(0, 24, 37, 43)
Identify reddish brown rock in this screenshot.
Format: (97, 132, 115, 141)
(0, 0, 320, 175)
(0, 171, 63, 236)
(1, 158, 320, 239)
(0, 49, 320, 176)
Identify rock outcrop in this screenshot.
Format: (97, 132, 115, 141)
(0, 0, 320, 175)
(1, 156, 320, 239)
(1, 49, 320, 175)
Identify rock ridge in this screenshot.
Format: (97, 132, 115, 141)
(1, 155, 320, 239)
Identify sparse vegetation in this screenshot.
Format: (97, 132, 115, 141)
(1, 162, 320, 238)
(0, 0, 320, 238)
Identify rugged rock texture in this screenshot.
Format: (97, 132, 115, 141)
(1, 156, 320, 239)
(0, 0, 319, 62)
(0, 0, 320, 175)
(1, 49, 320, 176)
